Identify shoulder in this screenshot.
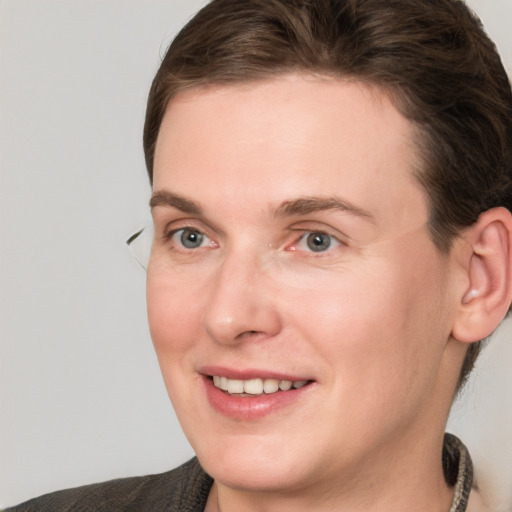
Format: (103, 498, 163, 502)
(4, 458, 213, 512)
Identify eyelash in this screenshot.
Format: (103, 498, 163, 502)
(290, 231, 343, 254)
(166, 227, 216, 250)
(164, 225, 344, 255)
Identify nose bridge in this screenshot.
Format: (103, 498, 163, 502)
(202, 245, 281, 344)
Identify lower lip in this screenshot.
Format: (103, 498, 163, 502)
(202, 376, 313, 420)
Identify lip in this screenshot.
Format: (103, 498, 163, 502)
(199, 366, 315, 420)
(199, 365, 312, 382)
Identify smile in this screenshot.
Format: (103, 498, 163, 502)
(212, 376, 310, 396)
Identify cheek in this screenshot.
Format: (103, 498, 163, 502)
(146, 269, 203, 365)
(146, 272, 207, 428)
(287, 244, 451, 394)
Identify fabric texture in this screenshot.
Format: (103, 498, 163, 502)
(4, 458, 213, 512)
(4, 433, 472, 511)
(445, 433, 473, 512)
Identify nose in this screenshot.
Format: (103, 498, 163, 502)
(202, 250, 282, 345)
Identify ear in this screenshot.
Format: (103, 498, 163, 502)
(451, 207, 512, 343)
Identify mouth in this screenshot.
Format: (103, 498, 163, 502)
(210, 375, 312, 396)
(199, 367, 315, 419)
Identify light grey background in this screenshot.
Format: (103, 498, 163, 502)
(0, 0, 511, 508)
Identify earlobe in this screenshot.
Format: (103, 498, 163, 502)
(452, 207, 512, 343)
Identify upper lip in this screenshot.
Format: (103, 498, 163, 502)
(199, 365, 313, 382)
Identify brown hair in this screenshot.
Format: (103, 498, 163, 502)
(143, 0, 512, 388)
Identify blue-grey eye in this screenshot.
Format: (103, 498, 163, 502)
(305, 232, 333, 252)
(177, 228, 205, 249)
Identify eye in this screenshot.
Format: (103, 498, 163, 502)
(171, 228, 210, 249)
(297, 231, 341, 253)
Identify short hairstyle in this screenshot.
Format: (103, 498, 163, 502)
(143, 0, 512, 388)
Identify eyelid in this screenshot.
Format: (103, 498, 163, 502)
(284, 230, 346, 255)
(157, 218, 220, 249)
(158, 217, 212, 238)
(286, 221, 349, 243)
(166, 227, 220, 254)
(170, 227, 213, 249)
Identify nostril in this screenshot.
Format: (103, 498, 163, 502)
(236, 330, 261, 340)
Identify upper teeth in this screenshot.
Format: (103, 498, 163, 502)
(212, 376, 308, 395)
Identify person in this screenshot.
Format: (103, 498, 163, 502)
(6, 0, 512, 510)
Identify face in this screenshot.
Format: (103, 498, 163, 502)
(147, 75, 460, 495)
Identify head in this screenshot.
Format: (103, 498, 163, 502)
(143, 0, 512, 390)
(142, 2, 512, 503)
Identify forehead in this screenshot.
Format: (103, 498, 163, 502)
(153, 74, 428, 232)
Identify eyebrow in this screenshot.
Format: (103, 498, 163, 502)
(274, 196, 374, 221)
(150, 190, 202, 214)
(150, 189, 374, 221)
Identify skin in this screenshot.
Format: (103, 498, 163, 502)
(147, 75, 470, 512)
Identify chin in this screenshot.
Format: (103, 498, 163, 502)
(191, 429, 323, 493)
(201, 454, 305, 492)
